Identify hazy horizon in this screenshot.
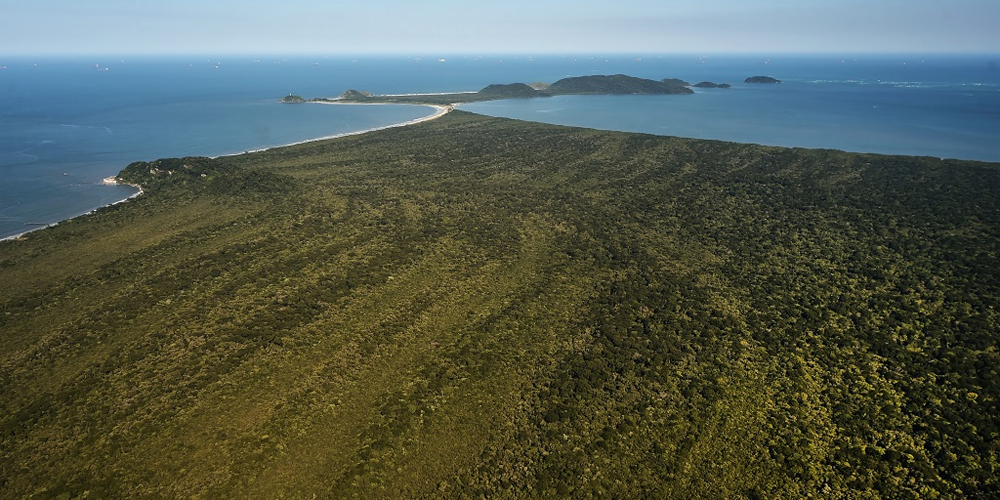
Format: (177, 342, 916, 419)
(4, 51, 1000, 59)
(2, 0, 997, 56)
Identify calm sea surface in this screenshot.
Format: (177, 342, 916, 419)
(2, 54, 998, 239)
(465, 55, 1000, 162)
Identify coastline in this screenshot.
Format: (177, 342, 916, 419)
(1, 103, 452, 243)
(0, 178, 144, 242)
(211, 103, 452, 159)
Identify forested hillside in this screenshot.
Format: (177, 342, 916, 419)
(1, 111, 997, 498)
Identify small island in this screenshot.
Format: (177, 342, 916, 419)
(280, 94, 307, 103)
(745, 75, 782, 84)
(692, 81, 732, 88)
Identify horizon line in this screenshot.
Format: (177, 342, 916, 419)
(4, 50, 999, 59)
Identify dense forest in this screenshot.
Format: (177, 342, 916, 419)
(1, 111, 997, 498)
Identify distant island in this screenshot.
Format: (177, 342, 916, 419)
(545, 74, 693, 95)
(745, 76, 782, 84)
(693, 81, 733, 89)
(289, 74, 735, 106)
(280, 94, 307, 103)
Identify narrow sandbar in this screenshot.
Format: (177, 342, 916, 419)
(213, 102, 452, 158)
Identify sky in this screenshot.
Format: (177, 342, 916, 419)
(2, 0, 998, 55)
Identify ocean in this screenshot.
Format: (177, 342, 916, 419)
(464, 55, 1000, 162)
(2, 54, 998, 240)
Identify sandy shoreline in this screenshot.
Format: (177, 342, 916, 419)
(1, 103, 452, 243)
(0, 179, 144, 242)
(211, 102, 452, 158)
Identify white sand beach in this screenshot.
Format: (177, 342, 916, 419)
(212, 102, 452, 159)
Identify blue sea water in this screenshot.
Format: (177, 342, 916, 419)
(463, 54, 1000, 161)
(2, 54, 998, 240)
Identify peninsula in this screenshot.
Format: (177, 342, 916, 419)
(3, 104, 995, 499)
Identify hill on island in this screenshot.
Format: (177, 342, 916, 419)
(745, 75, 782, 84)
(693, 81, 732, 88)
(547, 74, 693, 94)
(477, 82, 542, 98)
(1, 111, 997, 499)
(338, 89, 375, 100)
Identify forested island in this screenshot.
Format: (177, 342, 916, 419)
(304, 73, 733, 105)
(1, 111, 997, 498)
(693, 81, 732, 88)
(745, 75, 782, 83)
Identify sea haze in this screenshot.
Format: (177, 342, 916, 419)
(1, 54, 998, 239)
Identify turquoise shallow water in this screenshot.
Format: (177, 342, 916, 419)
(2, 54, 998, 239)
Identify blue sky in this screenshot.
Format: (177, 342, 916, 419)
(2, 0, 997, 55)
